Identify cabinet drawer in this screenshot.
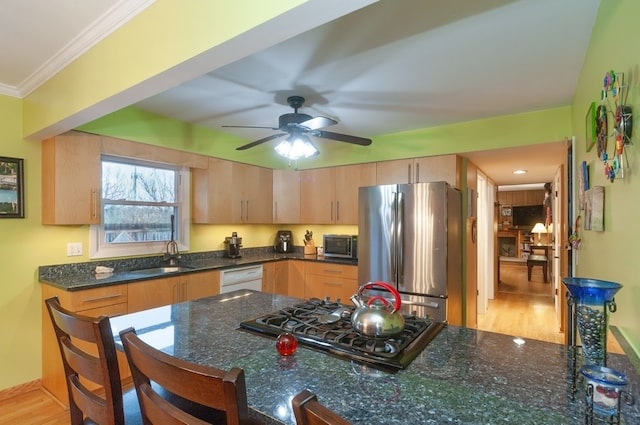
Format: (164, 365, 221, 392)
(305, 262, 357, 279)
(68, 284, 128, 312)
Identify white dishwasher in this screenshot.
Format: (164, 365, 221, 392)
(219, 265, 263, 294)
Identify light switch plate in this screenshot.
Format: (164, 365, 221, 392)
(67, 242, 83, 256)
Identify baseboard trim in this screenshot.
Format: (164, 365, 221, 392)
(0, 379, 41, 402)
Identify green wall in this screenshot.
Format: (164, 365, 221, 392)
(570, 0, 640, 357)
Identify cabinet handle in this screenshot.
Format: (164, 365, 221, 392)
(407, 164, 412, 184)
(324, 269, 343, 275)
(330, 201, 334, 221)
(336, 201, 340, 221)
(274, 202, 278, 220)
(323, 281, 342, 287)
(246, 200, 249, 221)
(82, 293, 122, 303)
(415, 163, 420, 182)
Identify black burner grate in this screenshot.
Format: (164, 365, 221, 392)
(239, 298, 444, 372)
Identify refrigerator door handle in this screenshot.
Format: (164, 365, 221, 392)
(391, 191, 398, 281)
(397, 191, 404, 286)
(401, 299, 441, 309)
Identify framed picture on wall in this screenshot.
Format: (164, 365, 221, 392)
(585, 102, 596, 152)
(0, 156, 25, 218)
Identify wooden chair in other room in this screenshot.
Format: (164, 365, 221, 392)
(119, 327, 259, 425)
(526, 254, 548, 283)
(45, 296, 140, 425)
(291, 389, 351, 425)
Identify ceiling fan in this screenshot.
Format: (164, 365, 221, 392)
(223, 96, 372, 152)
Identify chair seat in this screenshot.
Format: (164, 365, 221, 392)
(528, 255, 547, 263)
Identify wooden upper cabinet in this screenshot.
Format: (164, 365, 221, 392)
(42, 132, 102, 224)
(192, 157, 234, 223)
(376, 158, 414, 184)
(334, 163, 376, 224)
(300, 164, 376, 224)
(300, 168, 335, 224)
(376, 155, 460, 187)
(273, 169, 301, 223)
(234, 162, 273, 224)
(192, 158, 272, 224)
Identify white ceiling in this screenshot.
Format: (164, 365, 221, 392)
(0, 0, 600, 185)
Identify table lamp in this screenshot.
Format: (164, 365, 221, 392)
(531, 222, 547, 245)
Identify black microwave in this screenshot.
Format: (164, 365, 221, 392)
(323, 235, 357, 259)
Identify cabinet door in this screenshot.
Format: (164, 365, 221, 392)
(287, 260, 305, 298)
(300, 168, 336, 224)
(192, 157, 235, 223)
(128, 277, 180, 312)
(185, 270, 220, 300)
(273, 261, 289, 295)
(239, 164, 273, 223)
(42, 132, 101, 224)
(273, 169, 301, 223)
(334, 163, 376, 224)
(413, 155, 460, 187)
(375, 159, 413, 184)
(262, 262, 275, 293)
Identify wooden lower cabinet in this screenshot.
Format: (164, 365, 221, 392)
(303, 262, 358, 302)
(41, 283, 129, 406)
(128, 270, 219, 312)
(287, 260, 305, 298)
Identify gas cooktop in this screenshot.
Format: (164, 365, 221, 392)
(239, 298, 444, 372)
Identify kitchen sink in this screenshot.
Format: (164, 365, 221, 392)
(127, 266, 194, 276)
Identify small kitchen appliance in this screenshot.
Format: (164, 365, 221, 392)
(322, 234, 357, 259)
(224, 232, 242, 258)
(274, 230, 294, 253)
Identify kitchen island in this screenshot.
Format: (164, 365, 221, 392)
(110, 290, 640, 424)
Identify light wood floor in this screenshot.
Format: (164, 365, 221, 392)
(477, 262, 623, 353)
(2, 263, 624, 424)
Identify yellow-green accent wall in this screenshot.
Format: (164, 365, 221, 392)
(570, 0, 640, 358)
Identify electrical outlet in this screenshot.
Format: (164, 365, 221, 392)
(66, 242, 83, 257)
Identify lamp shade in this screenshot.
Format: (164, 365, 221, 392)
(274, 134, 318, 160)
(531, 222, 547, 234)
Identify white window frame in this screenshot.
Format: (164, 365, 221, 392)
(89, 156, 190, 259)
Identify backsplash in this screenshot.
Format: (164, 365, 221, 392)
(38, 246, 301, 281)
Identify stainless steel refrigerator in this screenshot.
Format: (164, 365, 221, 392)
(358, 181, 462, 322)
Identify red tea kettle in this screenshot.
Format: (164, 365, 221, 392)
(350, 282, 405, 337)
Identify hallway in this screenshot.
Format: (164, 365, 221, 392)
(477, 261, 624, 353)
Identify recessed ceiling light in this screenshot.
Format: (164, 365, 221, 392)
(513, 169, 527, 175)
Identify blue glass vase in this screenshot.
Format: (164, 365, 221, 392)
(562, 277, 622, 366)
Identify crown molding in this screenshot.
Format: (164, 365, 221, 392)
(9, 0, 155, 99)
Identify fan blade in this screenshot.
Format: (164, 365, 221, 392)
(300, 116, 337, 130)
(236, 133, 286, 150)
(222, 125, 279, 130)
(316, 130, 372, 146)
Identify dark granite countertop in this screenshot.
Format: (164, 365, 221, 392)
(109, 290, 640, 425)
(38, 248, 358, 291)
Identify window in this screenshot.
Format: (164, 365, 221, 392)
(90, 156, 190, 259)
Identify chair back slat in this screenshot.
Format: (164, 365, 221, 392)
(120, 327, 254, 425)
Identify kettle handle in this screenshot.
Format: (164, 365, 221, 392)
(358, 282, 402, 312)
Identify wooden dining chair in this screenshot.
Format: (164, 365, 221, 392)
(291, 389, 351, 425)
(45, 296, 130, 425)
(119, 327, 258, 425)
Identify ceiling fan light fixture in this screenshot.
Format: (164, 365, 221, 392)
(274, 135, 318, 160)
